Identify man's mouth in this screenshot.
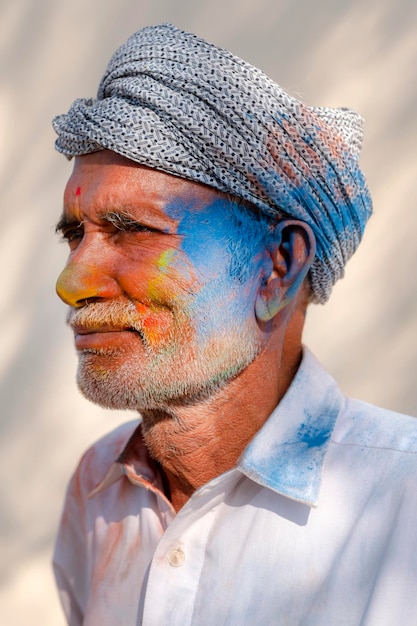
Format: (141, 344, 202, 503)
(72, 324, 143, 349)
(72, 324, 138, 334)
(66, 301, 170, 349)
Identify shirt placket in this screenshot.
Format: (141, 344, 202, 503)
(141, 493, 218, 626)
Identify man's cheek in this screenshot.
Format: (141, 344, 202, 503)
(148, 249, 201, 302)
(135, 303, 173, 347)
(128, 250, 198, 344)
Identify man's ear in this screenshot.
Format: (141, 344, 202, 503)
(255, 220, 316, 322)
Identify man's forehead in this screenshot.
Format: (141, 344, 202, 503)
(62, 150, 234, 232)
(66, 150, 226, 208)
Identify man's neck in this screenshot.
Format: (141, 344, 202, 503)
(140, 342, 302, 512)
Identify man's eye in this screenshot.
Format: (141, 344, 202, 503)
(61, 225, 84, 242)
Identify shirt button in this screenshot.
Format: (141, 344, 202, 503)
(168, 547, 185, 567)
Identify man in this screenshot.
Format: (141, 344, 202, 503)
(52, 23, 417, 626)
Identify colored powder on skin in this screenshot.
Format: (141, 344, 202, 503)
(146, 248, 196, 303)
(163, 196, 267, 341)
(145, 249, 176, 302)
(135, 195, 270, 372)
(75, 186, 81, 196)
(141, 248, 198, 347)
(157, 249, 176, 274)
(58, 264, 102, 303)
(135, 302, 172, 347)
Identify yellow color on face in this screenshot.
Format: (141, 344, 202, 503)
(157, 248, 176, 272)
(145, 249, 178, 303)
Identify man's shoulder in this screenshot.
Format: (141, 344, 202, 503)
(294, 348, 417, 456)
(72, 419, 140, 493)
(334, 397, 417, 455)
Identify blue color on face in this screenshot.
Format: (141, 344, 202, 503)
(165, 195, 269, 342)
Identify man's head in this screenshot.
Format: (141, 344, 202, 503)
(53, 24, 372, 410)
(54, 23, 372, 305)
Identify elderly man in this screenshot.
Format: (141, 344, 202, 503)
(52, 24, 417, 626)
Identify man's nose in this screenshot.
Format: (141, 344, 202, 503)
(56, 262, 120, 307)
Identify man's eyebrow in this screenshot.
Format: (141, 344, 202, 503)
(103, 210, 149, 230)
(55, 208, 179, 234)
(102, 209, 178, 233)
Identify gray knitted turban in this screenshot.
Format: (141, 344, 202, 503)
(53, 23, 373, 303)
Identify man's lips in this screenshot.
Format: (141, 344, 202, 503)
(72, 325, 141, 349)
(72, 325, 135, 334)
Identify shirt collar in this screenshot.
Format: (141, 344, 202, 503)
(88, 423, 169, 501)
(90, 348, 343, 508)
(238, 347, 343, 507)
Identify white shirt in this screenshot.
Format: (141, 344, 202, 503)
(53, 349, 417, 625)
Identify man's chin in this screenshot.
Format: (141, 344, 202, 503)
(76, 373, 221, 412)
(76, 361, 255, 412)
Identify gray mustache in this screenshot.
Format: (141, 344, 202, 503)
(67, 301, 142, 331)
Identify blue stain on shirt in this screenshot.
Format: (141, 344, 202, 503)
(296, 421, 333, 449)
(239, 350, 342, 507)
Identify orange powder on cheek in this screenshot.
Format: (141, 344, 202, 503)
(136, 302, 173, 347)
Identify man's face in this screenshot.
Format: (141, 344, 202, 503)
(56, 151, 266, 410)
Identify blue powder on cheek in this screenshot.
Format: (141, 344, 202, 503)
(165, 196, 263, 282)
(164, 196, 265, 337)
(166, 197, 237, 267)
(165, 196, 271, 281)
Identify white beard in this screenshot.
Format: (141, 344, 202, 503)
(70, 301, 261, 410)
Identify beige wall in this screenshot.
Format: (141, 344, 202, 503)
(1, 1, 416, 623)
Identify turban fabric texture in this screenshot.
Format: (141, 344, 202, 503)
(53, 23, 372, 303)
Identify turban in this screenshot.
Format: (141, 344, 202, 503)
(53, 23, 372, 303)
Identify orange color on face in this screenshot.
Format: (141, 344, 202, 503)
(57, 262, 120, 306)
(135, 302, 172, 347)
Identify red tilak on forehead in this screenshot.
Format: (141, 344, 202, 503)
(75, 186, 81, 196)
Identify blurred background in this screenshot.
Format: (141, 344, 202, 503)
(1, 0, 416, 623)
